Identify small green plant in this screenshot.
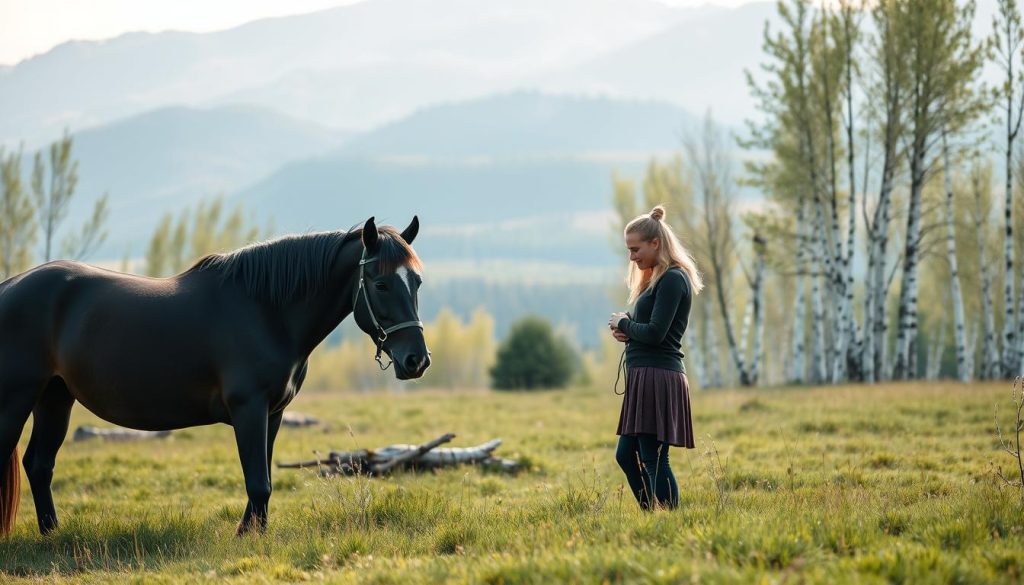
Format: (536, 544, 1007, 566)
(700, 436, 730, 513)
(994, 376, 1024, 496)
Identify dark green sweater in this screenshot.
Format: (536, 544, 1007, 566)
(617, 267, 691, 373)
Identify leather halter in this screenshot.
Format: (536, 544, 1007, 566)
(354, 248, 423, 370)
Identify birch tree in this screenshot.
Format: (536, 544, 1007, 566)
(687, 114, 761, 386)
(861, 0, 909, 383)
(971, 160, 1002, 379)
(993, 0, 1024, 377)
(836, 0, 865, 380)
(941, 131, 970, 380)
(892, 0, 986, 380)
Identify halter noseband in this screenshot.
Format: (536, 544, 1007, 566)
(355, 249, 424, 370)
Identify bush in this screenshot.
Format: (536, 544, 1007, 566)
(489, 316, 576, 390)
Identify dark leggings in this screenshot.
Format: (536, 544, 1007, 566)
(615, 434, 679, 510)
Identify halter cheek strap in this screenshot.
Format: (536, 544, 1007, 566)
(355, 250, 424, 370)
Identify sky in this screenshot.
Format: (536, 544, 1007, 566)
(0, 0, 753, 66)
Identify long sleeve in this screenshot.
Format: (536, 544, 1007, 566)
(617, 270, 686, 345)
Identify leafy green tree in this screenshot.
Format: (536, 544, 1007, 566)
(490, 315, 576, 390)
(31, 130, 109, 262)
(0, 148, 37, 279)
(144, 196, 269, 277)
(892, 0, 988, 380)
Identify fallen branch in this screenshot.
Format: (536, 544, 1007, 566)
(373, 432, 456, 473)
(277, 433, 521, 476)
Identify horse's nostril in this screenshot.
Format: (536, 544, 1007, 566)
(404, 354, 425, 371)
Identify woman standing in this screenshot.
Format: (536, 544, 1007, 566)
(608, 205, 703, 510)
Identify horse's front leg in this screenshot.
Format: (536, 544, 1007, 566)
(228, 394, 271, 536)
(239, 410, 284, 524)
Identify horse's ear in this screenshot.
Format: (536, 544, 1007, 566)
(362, 217, 379, 252)
(400, 216, 419, 245)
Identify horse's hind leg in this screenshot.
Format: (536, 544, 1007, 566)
(0, 369, 46, 536)
(22, 377, 74, 535)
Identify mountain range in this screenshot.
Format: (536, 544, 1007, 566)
(1, 0, 776, 148)
(3, 0, 768, 288)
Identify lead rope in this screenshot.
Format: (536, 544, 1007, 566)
(613, 311, 631, 395)
(613, 346, 627, 395)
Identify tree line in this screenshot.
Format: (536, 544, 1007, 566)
(0, 132, 110, 279)
(613, 0, 1024, 387)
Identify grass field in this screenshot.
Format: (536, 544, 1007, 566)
(0, 380, 1022, 583)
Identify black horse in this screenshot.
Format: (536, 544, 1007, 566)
(0, 216, 429, 536)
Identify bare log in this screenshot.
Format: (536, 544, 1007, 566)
(73, 426, 171, 442)
(372, 433, 456, 473)
(277, 435, 521, 476)
(281, 412, 319, 427)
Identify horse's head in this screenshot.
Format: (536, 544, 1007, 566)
(352, 216, 431, 380)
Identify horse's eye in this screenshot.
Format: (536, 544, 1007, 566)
(374, 282, 388, 292)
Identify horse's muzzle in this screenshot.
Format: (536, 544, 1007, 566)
(397, 352, 430, 380)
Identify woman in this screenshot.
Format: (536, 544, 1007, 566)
(608, 205, 703, 510)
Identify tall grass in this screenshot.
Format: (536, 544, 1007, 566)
(0, 381, 1021, 583)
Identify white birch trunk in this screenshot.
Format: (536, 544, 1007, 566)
(843, 26, 861, 382)
(942, 134, 969, 381)
(975, 175, 1001, 379)
(894, 148, 926, 380)
(738, 292, 753, 366)
(703, 307, 723, 388)
(1003, 109, 1018, 377)
(999, 0, 1022, 378)
(717, 277, 750, 387)
(864, 169, 895, 383)
(927, 325, 947, 381)
(749, 240, 767, 385)
(809, 191, 847, 384)
(811, 272, 828, 384)
(790, 206, 808, 383)
(862, 237, 877, 383)
(964, 321, 978, 380)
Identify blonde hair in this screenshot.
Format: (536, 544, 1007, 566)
(624, 205, 704, 304)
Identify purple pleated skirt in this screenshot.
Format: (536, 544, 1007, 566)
(616, 366, 695, 448)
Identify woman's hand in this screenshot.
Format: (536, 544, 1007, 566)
(608, 312, 629, 330)
(612, 329, 629, 343)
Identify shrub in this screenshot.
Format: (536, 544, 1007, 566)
(490, 316, 576, 390)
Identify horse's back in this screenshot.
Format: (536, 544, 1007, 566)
(0, 261, 184, 342)
(0, 262, 88, 370)
(0, 262, 233, 428)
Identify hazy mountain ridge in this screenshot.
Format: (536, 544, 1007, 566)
(1, 0, 697, 147)
(535, 1, 778, 126)
(35, 91, 752, 263)
(54, 104, 347, 252)
(335, 91, 700, 157)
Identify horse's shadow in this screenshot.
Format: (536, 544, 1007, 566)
(0, 512, 216, 577)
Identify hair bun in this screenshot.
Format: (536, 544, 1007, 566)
(649, 206, 665, 221)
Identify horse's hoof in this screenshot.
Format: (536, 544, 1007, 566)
(235, 519, 266, 536)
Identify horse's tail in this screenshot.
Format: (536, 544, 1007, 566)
(0, 446, 20, 536)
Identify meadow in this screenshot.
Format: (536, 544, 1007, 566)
(0, 380, 1021, 584)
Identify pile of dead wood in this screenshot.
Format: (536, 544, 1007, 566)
(277, 433, 521, 476)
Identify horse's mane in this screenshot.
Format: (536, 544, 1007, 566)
(189, 225, 421, 306)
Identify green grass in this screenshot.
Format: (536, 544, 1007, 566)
(1, 381, 1021, 583)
